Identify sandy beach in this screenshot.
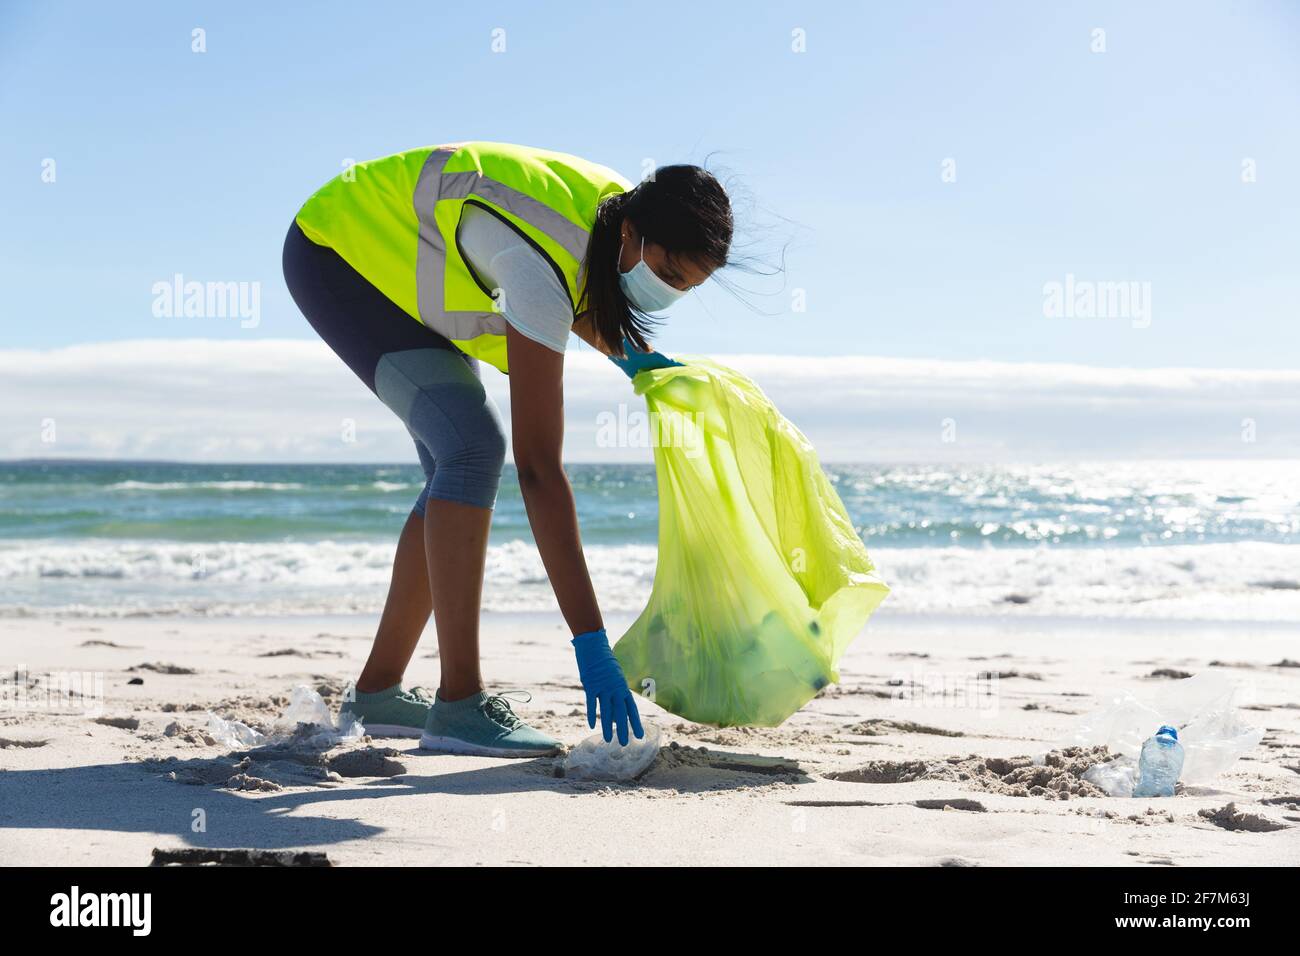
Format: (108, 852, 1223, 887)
(2, 611, 1296, 867)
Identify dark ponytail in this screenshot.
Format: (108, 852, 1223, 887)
(580, 165, 733, 358)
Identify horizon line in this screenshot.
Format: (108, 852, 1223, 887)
(6, 455, 1298, 467)
(7, 338, 1300, 378)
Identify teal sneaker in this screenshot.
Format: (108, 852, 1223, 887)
(419, 690, 562, 758)
(339, 683, 435, 739)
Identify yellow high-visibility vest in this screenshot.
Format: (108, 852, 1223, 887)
(295, 141, 631, 373)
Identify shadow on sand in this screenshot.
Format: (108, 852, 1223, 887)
(0, 741, 812, 858)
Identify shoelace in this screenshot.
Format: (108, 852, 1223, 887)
(481, 690, 532, 731)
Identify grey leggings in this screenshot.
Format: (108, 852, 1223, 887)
(282, 221, 506, 512)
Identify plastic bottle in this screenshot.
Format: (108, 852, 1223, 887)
(1132, 725, 1185, 797)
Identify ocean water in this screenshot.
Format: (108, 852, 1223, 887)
(1, 460, 1297, 621)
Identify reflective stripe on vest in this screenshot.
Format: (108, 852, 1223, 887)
(411, 148, 505, 346)
(413, 146, 619, 373)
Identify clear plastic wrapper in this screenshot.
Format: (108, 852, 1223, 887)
(206, 684, 365, 751)
(205, 714, 267, 749)
(564, 722, 662, 781)
(1081, 755, 1138, 797)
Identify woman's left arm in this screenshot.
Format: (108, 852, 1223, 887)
(572, 314, 681, 377)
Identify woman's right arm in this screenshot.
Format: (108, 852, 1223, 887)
(504, 324, 603, 637)
(505, 325, 644, 744)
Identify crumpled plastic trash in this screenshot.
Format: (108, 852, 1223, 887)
(613, 359, 889, 727)
(1082, 755, 1139, 797)
(206, 713, 266, 749)
(564, 722, 662, 781)
(1062, 672, 1263, 787)
(206, 684, 365, 751)
(272, 683, 335, 734)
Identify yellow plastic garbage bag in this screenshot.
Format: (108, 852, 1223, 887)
(614, 358, 890, 727)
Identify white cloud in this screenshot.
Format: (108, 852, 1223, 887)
(5, 339, 1298, 462)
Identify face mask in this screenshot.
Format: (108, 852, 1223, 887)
(618, 236, 689, 313)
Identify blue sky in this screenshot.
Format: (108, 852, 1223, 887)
(2, 0, 1298, 370)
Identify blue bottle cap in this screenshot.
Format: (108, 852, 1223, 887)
(1157, 725, 1178, 740)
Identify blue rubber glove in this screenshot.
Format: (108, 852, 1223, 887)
(607, 335, 683, 380)
(572, 628, 645, 745)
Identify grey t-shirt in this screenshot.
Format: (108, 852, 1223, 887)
(456, 204, 575, 354)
